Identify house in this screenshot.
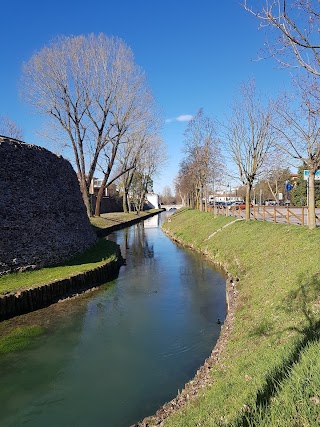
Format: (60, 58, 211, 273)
(145, 193, 160, 209)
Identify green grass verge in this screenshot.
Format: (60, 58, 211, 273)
(162, 209, 320, 427)
(90, 209, 161, 231)
(0, 325, 44, 355)
(0, 239, 119, 295)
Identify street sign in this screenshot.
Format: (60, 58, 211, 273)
(303, 170, 320, 181)
(285, 183, 293, 191)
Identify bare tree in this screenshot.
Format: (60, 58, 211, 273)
(272, 80, 320, 228)
(21, 33, 149, 217)
(0, 115, 23, 140)
(92, 68, 160, 216)
(116, 109, 164, 213)
(243, 0, 320, 76)
(224, 81, 275, 220)
(124, 135, 167, 213)
(161, 186, 174, 205)
(175, 159, 198, 208)
(182, 109, 222, 211)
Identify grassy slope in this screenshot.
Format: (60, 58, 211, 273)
(162, 209, 320, 427)
(0, 211, 161, 355)
(0, 210, 161, 295)
(0, 239, 118, 295)
(90, 209, 160, 231)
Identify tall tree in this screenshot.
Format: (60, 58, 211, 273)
(21, 33, 150, 217)
(243, 0, 320, 76)
(119, 132, 166, 213)
(175, 159, 198, 208)
(272, 80, 320, 228)
(117, 114, 163, 213)
(161, 186, 174, 205)
(182, 109, 222, 211)
(129, 136, 166, 213)
(0, 115, 23, 140)
(224, 81, 275, 220)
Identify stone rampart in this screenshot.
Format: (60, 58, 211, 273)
(0, 136, 97, 275)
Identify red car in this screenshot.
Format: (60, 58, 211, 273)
(229, 202, 253, 210)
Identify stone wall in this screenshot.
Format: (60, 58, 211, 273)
(0, 136, 97, 275)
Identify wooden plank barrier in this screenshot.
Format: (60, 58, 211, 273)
(211, 205, 320, 227)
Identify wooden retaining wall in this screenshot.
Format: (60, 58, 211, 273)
(0, 251, 124, 321)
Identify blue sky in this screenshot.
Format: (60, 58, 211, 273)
(0, 0, 291, 193)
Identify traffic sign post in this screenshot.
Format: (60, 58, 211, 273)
(284, 180, 293, 205)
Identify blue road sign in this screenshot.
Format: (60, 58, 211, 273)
(303, 170, 320, 180)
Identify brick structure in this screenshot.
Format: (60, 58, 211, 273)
(0, 136, 97, 275)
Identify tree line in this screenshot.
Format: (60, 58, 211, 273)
(175, 0, 320, 229)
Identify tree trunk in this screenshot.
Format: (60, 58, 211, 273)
(308, 171, 316, 230)
(80, 179, 91, 217)
(199, 186, 203, 212)
(94, 175, 108, 217)
(245, 182, 252, 221)
(123, 190, 129, 213)
(204, 186, 208, 212)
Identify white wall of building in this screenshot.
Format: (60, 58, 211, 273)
(146, 193, 160, 209)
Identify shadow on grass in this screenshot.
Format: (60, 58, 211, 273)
(230, 272, 320, 427)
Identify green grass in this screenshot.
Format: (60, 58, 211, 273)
(0, 210, 161, 295)
(162, 209, 320, 427)
(0, 239, 119, 295)
(0, 325, 44, 355)
(90, 209, 161, 231)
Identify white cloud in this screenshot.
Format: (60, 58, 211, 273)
(165, 114, 193, 124)
(176, 114, 193, 122)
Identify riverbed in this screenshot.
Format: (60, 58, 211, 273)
(0, 212, 226, 427)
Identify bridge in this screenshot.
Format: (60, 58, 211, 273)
(161, 204, 183, 211)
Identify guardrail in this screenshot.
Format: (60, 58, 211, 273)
(207, 205, 320, 226)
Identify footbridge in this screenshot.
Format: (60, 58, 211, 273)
(161, 204, 183, 211)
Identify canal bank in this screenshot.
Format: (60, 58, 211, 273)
(0, 211, 227, 427)
(134, 216, 238, 427)
(0, 210, 163, 321)
(144, 208, 320, 427)
(91, 209, 165, 237)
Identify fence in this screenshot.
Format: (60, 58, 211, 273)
(207, 205, 320, 227)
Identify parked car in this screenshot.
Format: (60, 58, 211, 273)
(216, 201, 233, 208)
(229, 202, 252, 210)
(265, 200, 277, 206)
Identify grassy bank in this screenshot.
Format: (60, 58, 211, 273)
(90, 209, 161, 232)
(0, 210, 161, 296)
(0, 239, 118, 295)
(161, 209, 320, 427)
(0, 211, 161, 354)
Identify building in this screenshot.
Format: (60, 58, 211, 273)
(145, 193, 160, 209)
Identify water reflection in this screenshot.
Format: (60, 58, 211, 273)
(143, 214, 160, 228)
(0, 212, 226, 427)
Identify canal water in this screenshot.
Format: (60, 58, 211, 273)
(0, 212, 226, 427)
